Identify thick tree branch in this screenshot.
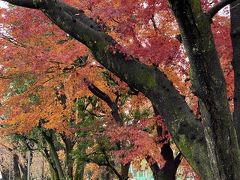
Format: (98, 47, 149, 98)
(4, 0, 210, 176)
(4, 0, 43, 8)
(84, 78, 123, 125)
(207, 0, 236, 19)
(146, 156, 161, 179)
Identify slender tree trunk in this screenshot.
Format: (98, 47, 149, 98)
(27, 151, 31, 180)
(19, 155, 28, 180)
(42, 131, 65, 179)
(12, 154, 21, 180)
(121, 162, 130, 180)
(41, 146, 60, 180)
(48, 162, 60, 180)
(73, 160, 85, 180)
(61, 135, 74, 180)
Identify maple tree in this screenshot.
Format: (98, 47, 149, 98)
(0, 39, 170, 179)
(0, 4, 185, 179)
(1, 0, 240, 179)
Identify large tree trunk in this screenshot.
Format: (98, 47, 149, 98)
(168, 0, 240, 179)
(231, 1, 240, 144)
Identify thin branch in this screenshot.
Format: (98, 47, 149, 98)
(101, 149, 123, 180)
(150, 14, 158, 30)
(85, 109, 105, 117)
(0, 33, 26, 48)
(207, 0, 236, 19)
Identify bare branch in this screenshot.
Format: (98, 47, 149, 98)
(0, 33, 26, 47)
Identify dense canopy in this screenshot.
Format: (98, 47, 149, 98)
(0, 0, 240, 179)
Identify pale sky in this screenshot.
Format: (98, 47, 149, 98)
(0, 1, 8, 8)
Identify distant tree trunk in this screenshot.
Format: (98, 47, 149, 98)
(103, 167, 111, 180)
(27, 151, 32, 180)
(74, 160, 84, 180)
(41, 146, 60, 180)
(42, 131, 64, 179)
(1, 170, 9, 180)
(12, 154, 21, 179)
(19, 156, 28, 180)
(48, 162, 60, 180)
(61, 134, 75, 180)
(121, 162, 130, 180)
(41, 157, 45, 180)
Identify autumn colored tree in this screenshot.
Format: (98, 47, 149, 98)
(1, 0, 240, 179)
(0, 5, 184, 179)
(0, 49, 169, 180)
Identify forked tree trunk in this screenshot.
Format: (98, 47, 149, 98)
(3, 0, 240, 179)
(168, 0, 240, 179)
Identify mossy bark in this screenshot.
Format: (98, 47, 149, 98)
(74, 160, 85, 180)
(42, 131, 65, 180)
(169, 0, 240, 179)
(231, 0, 240, 145)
